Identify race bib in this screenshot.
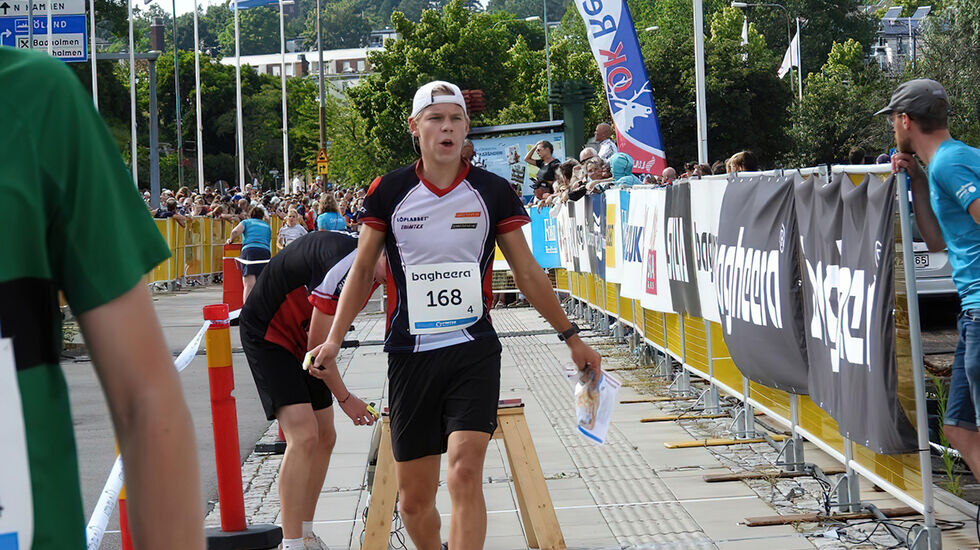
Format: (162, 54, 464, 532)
(405, 262, 482, 335)
(0, 338, 33, 550)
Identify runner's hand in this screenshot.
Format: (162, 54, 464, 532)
(569, 340, 602, 389)
(339, 395, 376, 426)
(305, 342, 340, 380)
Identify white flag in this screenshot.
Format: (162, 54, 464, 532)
(778, 32, 800, 79)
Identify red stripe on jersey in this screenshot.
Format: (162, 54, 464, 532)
(482, 267, 493, 321)
(385, 267, 397, 334)
(308, 293, 338, 315)
(496, 215, 531, 234)
(415, 159, 471, 197)
(366, 176, 382, 196)
(360, 217, 387, 231)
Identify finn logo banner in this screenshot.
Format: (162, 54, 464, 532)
(574, 0, 667, 175)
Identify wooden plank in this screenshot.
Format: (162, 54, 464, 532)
(745, 506, 918, 527)
(500, 415, 567, 550)
(703, 467, 846, 483)
(642, 411, 762, 422)
(505, 433, 538, 548)
(664, 435, 787, 449)
(362, 419, 398, 550)
(621, 397, 696, 404)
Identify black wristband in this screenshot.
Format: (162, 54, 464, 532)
(558, 322, 580, 342)
(338, 391, 351, 404)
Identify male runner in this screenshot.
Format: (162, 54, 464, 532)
(239, 231, 383, 550)
(882, 79, 980, 480)
(308, 80, 602, 549)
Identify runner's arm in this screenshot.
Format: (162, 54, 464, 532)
(306, 309, 352, 399)
(497, 229, 601, 383)
(894, 153, 946, 252)
(226, 222, 245, 244)
(323, 226, 385, 350)
(78, 282, 205, 550)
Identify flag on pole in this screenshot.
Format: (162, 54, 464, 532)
(740, 14, 748, 61)
(778, 32, 800, 79)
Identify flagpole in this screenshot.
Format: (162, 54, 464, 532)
(129, 0, 138, 187)
(172, 0, 183, 188)
(193, 0, 204, 192)
(278, 0, 289, 195)
(234, 0, 245, 190)
(89, 0, 98, 108)
(45, 0, 51, 55)
(795, 17, 803, 102)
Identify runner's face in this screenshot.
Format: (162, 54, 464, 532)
(410, 103, 469, 164)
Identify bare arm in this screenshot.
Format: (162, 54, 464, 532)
(77, 283, 205, 550)
(497, 229, 601, 384)
(226, 222, 245, 244)
(969, 200, 980, 226)
(523, 143, 539, 165)
(894, 153, 946, 252)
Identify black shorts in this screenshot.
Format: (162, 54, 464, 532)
(387, 337, 502, 462)
(240, 330, 333, 421)
(240, 247, 271, 277)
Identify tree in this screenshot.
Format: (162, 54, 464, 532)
(487, 0, 566, 22)
(788, 39, 892, 165)
(302, 0, 372, 49)
(218, 6, 282, 56)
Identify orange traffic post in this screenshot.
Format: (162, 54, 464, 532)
(222, 244, 243, 313)
(202, 303, 282, 549)
(118, 481, 133, 550)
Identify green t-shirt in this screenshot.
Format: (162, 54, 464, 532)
(0, 49, 170, 549)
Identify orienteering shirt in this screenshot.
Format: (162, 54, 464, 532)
(239, 231, 379, 359)
(359, 160, 530, 353)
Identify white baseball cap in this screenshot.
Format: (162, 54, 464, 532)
(410, 80, 467, 119)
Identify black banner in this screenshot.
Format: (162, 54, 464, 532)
(798, 173, 916, 454)
(715, 175, 809, 394)
(587, 194, 606, 280)
(665, 183, 701, 317)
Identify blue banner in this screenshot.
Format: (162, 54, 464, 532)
(530, 208, 561, 269)
(574, 0, 666, 175)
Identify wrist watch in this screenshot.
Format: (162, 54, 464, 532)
(558, 322, 580, 342)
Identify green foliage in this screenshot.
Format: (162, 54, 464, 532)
(218, 6, 282, 56)
(929, 374, 963, 496)
(788, 39, 892, 165)
(302, 0, 373, 49)
(487, 0, 566, 22)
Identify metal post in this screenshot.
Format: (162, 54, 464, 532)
(193, 0, 204, 192)
(795, 17, 803, 102)
(789, 393, 804, 471)
(45, 0, 51, 55)
(896, 170, 940, 547)
(842, 436, 861, 513)
(128, 0, 137, 187)
(543, 0, 552, 121)
(171, 0, 183, 188)
(692, 0, 708, 163)
(149, 57, 161, 206)
(89, 0, 98, 108)
(278, 0, 289, 194)
(316, 0, 325, 150)
(234, 0, 245, 189)
(703, 319, 720, 414)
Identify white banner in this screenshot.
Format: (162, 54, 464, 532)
(620, 189, 647, 299)
(554, 203, 575, 271)
(574, 199, 591, 274)
(640, 188, 673, 312)
(689, 179, 727, 323)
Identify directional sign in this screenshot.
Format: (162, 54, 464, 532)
(0, 13, 87, 62)
(0, 0, 84, 16)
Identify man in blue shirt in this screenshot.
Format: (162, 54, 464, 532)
(882, 79, 980, 478)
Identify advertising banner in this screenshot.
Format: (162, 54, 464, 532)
(470, 132, 565, 199)
(529, 207, 561, 269)
(606, 190, 621, 283)
(639, 188, 673, 312)
(715, 175, 808, 394)
(798, 173, 916, 453)
(690, 178, 727, 324)
(554, 203, 576, 271)
(573, 0, 667, 175)
(620, 189, 646, 300)
(664, 183, 701, 318)
(589, 194, 607, 280)
(574, 199, 591, 274)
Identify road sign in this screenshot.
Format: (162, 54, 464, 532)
(316, 148, 327, 163)
(317, 161, 328, 176)
(0, 0, 85, 16)
(0, 13, 87, 62)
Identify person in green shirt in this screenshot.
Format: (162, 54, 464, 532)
(0, 49, 205, 549)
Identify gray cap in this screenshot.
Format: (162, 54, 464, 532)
(875, 78, 949, 118)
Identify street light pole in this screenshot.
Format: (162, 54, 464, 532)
(693, 0, 708, 163)
(543, 0, 552, 121)
(278, 0, 289, 194)
(172, 0, 183, 188)
(316, 0, 325, 150)
(732, 1, 794, 99)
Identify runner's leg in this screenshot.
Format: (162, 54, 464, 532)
(276, 403, 321, 539)
(242, 274, 256, 302)
(305, 406, 337, 513)
(395, 455, 442, 550)
(446, 430, 491, 549)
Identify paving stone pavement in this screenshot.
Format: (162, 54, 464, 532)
(210, 306, 978, 549)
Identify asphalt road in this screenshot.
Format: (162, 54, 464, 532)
(65, 287, 271, 550)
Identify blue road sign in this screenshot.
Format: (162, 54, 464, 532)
(0, 13, 87, 62)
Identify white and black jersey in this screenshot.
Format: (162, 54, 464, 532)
(360, 160, 530, 353)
